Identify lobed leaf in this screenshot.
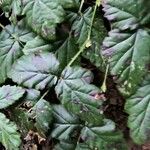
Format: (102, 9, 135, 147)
(0, 22, 35, 83)
(24, 89, 41, 105)
(72, 7, 92, 46)
(0, 0, 22, 22)
(23, 36, 53, 55)
(29, 99, 53, 137)
(0, 85, 25, 109)
(54, 140, 76, 150)
(125, 75, 150, 144)
(82, 16, 107, 69)
(81, 119, 127, 150)
(55, 67, 103, 125)
(55, 0, 79, 9)
(10, 108, 34, 136)
(51, 105, 81, 141)
(0, 112, 21, 150)
(103, 29, 150, 96)
(9, 52, 59, 90)
(54, 119, 127, 150)
(22, 0, 65, 40)
(71, 7, 107, 68)
(56, 36, 80, 70)
(102, 0, 150, 30)
(22, 0, 78, 40)
(9, 89, 41, 136)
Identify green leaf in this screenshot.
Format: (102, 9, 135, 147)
(55, 0, 79, 9)
(23, 36, 53, 55)
(51, 105, 81, 140)
(76, 139, 127, 150)
(54, 140, 76, 150)
(0, 21, 35, 42)
(102, 0, 150, 30)
(9, 89, 40, 136)
(10, 89, 42, 136)
(9, 0, 23, 23)
(54, 119, 127, 150)
(1, 0, 78, 24)
(29, 99, 53, 136)
(75, 143, 90, 150)
(56, 66, 94, 84)
(1, 0, 22, 23)
(0, 22, 35, 83)
(0, 85, 25, 109)
(125, 75, 150, 144)
(56, 35, 79, 70)
(0, 112, 21, 150)
(72, 7, 92, 46)
(103, 29, 150, 96)
(9, 52, 60, 90)
(55, 67, 103, 125)
(81, 119, 127, 150)
(82, 16, 107, 69)
(10, 108, 34, 136)
(0, 0, 12, 11)
(22, 0, 66, 40)
(24, 89, 41, 105)
(66, 11, 78, 23)
(71, 7, 107, 69)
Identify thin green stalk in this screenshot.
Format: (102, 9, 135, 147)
(87, 1, 98, 41)
(0, 22, 5, 29)
(78, 0, 85, 14)
(67, 39, 87, 67)
(101, 64, 109, 92)
(67, 0, 101, 67)
(40, 90, 49, 100)
(27, 90, 49, 113)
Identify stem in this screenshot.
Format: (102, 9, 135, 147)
(87, 1, 98, 40)
(0, 22, 5, 29)
(67, 0, 101, 67)
(101, 64, 109, 92)
(27, 90, 49, 113)
(78, 0, 85, 14)
(40, 90, 49, 100)
(67, 39, 87, 67)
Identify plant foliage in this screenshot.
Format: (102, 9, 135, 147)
(0, 0, 149, 149)
(102, 0, 150, 145)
